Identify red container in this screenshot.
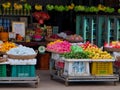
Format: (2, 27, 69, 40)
(114, 61, 120, 67)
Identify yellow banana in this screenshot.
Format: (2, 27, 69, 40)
(35, 5, 42, 10)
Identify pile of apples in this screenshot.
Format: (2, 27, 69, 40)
(46, 40, 71, 53)
(65, 34, 83, 43)
(104, 41, 120, 48)
(80, 42, 112, 59)
(49, 34, 62, 39)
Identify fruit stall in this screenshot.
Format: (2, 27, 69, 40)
(0, 42, 39, 88)
(46, 40, 119, 86)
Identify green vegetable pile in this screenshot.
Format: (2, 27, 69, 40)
(61, 51, 90, 59)
(71, 45, 83, 52)
(61, 45, 91, 59)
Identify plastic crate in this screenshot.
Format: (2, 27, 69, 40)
(55, 60, 64, 69)
(63, 60, 90, 76)
(0, 64, 6, 77)
(91, 62, 113, 76)
(11, 65, 36, 77)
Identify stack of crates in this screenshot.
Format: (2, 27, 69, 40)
(11, 65, 36, 77)
(9, 59, 36, 77)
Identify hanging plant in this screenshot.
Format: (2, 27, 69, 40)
(33, 11, 50, 24)
(46, 4, 54, 11)
(24, 3, 32, 10)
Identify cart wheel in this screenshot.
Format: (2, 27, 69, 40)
(114, 81, 117, 86)
(65, 81, 69, 86)
(35, 77, 40, 88)
(50, 75, 54, 80)
(35, 83, 38, 88)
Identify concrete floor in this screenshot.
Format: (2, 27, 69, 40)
(0, 70, 120, 90)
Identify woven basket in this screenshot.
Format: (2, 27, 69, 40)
(46, 49, 64, 54)
(0, 51, 6, 55)
(65, 39, 83, 43)
(0, 57, 7, 63)
(104, 47, 120, 52)
(45, 37, 63, 42)
(116, 56, 120, 61)
(7, 54, 37, 59)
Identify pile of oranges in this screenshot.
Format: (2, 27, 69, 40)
(0, 42, 17, 53)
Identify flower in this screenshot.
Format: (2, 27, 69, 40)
(33, 11, 50, 24)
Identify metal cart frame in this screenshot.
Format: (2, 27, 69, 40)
(50, 58, 119, 86)
(0, 76, 40, 88)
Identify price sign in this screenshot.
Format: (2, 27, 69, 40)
(38, 46, 46, 53)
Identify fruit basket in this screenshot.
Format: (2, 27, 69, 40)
(45, 36, 63, 42)
(0, 51, 6, 55)
(65, 35, 83, 43)
(45, 48, 64, 54)
(104, 47, 120, 52)
(0, 57, 7, 63)
(65, 38, 83, 43)
(7, 54, 37, 59)
(113, 52, 120, 61)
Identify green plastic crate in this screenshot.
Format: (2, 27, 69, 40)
(0, 64, 7, 77)
(11, 65, 36, 77)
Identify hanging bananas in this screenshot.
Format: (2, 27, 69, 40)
(35, 4, 42, 11)
(2, 2, 11, 8)
(14, 3, 23, 10)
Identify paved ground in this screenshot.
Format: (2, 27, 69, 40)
(0, 70, 120, 90)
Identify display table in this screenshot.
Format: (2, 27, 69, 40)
(50, 53, 119, 86)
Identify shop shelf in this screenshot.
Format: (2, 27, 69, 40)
(91, 62, 113, 76)
(11, 65, 36, 77)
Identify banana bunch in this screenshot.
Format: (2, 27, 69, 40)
(35, 4, 42, 10)
(98, 4, 106, 11)
(14, 3, 23, 10)
(2, 2, 11, 8)
(68, 3, 75, 10)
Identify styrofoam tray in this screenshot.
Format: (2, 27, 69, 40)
(63, 58, 115, 62)
(8, 58, 37, 65)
